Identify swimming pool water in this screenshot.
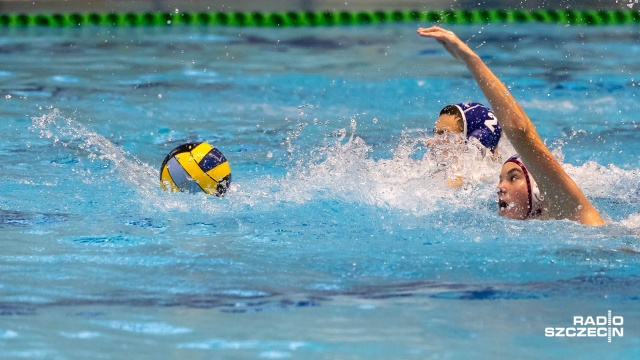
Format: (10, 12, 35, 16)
(1, 23, 639, 359)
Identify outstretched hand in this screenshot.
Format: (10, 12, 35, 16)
(417, 26, 475, 62)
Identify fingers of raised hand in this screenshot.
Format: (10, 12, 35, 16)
(417, 26, 455, 37)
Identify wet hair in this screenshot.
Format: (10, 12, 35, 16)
(439, 105, 462, 118)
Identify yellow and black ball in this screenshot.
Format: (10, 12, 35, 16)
(160, 142, 231, 196)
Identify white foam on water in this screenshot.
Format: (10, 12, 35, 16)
(274, 122, 504, 215)
(31, 109, 640, 227)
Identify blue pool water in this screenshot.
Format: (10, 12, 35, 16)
(1, 23, 640, 359)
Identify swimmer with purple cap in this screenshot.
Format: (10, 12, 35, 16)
(429, 101, 502, 187)
(433, 102, 502, 154)
(418, 26, 604, 226)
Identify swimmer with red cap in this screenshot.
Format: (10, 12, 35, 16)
(418, 26, 604, 225)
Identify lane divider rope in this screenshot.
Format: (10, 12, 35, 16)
(0, 9, 638, 27)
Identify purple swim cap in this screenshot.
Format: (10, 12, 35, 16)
(453, 102, 502, 152)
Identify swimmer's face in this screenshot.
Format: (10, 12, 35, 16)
(427, 113, 465, 162)
(497, 162, 530, 220)
(432, 113, 464, 137)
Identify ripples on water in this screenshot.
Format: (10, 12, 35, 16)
(1, 23, 639, 358)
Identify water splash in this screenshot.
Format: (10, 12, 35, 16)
(30, 108, 160, 202)
(29, 109, 640, 225)
(620, 214, 640, 233)
(270, 119, 504, 215)
(564, 161, 640, 201)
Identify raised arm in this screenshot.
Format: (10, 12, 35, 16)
(417, 26, 603, 225)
